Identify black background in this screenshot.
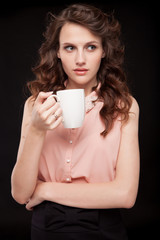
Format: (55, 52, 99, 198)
(0, 0, 159, 239)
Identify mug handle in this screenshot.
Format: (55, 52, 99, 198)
(47, 94, 60, 102)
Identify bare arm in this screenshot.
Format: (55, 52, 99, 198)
(26, 97, 140, 210)
(11, 92, 62, 204)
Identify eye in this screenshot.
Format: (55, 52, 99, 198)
(87, 45, 96, 51)
(64, 46, 74, 52)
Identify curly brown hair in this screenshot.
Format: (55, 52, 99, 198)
(27, 3, 132, 136)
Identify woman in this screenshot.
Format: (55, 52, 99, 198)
(11, 3, 140, 240)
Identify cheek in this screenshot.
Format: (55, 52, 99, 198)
(60, 56, 73, 75)
(90, 55, 102, 70)
(60, 55, 69, 66)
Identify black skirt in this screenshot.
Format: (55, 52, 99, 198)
(31, 201, 128, 240)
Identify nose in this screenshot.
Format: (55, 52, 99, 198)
(75, 49, 86, 66)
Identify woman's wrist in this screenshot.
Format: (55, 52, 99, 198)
(42, 182, 55, 202)
(28, 123, 47, 138)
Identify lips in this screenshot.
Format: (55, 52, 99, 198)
(73, 68, 88, 76)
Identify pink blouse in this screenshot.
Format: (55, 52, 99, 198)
(38, 90, 122, 184)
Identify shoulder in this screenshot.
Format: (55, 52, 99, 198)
(22, 96, 35, 126)
(121, 96, 139, 130)
(130, 96, 139, 116)
(128, 96, 140, 125)
(24, 96, 35, 115)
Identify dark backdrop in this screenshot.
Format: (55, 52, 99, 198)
(0, 1, 159, 239)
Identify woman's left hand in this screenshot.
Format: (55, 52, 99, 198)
(25, 180, 46, 211)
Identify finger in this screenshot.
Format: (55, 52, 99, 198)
(41, 102, 61, 121)
(25, 203, 33, 211)
(44, 107, 62, 127)
(53, 107, 63, 120)
(41, 95, 57, 112)
(49, 116, 63, 130)
(35, 91, 53, 105)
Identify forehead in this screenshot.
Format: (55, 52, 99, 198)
(59, 22, 101, 44)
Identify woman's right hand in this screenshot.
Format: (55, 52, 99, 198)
(31, 91, 63, 132)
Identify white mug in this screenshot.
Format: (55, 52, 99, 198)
(51, 89, 85, 128)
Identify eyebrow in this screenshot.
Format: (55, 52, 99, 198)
(61, 41, 100, 46)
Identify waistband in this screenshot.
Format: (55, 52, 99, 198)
(32, 201, 123, 233)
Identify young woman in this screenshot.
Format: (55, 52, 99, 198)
(11, 3, 140, 240)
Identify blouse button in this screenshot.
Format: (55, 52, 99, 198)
(69, 140, 73, 144)
(66, 159, 70, 163)
(66, 177, 70, 182)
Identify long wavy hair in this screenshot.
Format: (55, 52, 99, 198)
(27, 3, 132, 136)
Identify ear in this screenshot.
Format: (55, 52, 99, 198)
(57, 51, 60, 59)
(101, 51, 105, 58)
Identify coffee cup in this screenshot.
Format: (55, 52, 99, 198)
(51, 89, 85, 128)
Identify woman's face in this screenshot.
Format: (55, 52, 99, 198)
(57, 22, 104, 95)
